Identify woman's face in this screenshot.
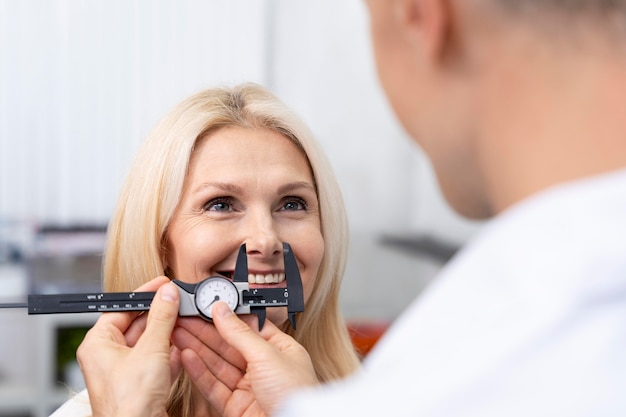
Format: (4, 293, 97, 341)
(165, 126, 324, 325)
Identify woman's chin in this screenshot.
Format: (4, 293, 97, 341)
(265, 306, 288, 328)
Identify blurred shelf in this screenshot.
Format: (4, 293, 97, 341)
(0, 382, 36, 412)
(0, 383, 78, 416)
(379, 233, 460, 264)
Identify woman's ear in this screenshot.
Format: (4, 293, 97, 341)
(160, 234, 171, 277)
(164, 266, 173, 278)
(400, 0, 452, 63)
(161, 257, 170, 276)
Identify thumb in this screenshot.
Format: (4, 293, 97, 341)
(211, 301, 271, 354)
(140, 282, 180, 351)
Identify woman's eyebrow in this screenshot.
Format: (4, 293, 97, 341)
(191, 182, 244, 194)
(191, 181, 315, 195)
(277, 181, 316, 194)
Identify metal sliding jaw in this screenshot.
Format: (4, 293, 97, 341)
(282, 242, 304, 330)
(232, 242, 304, 330)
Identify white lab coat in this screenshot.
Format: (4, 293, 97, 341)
(278, 168, 626, 417)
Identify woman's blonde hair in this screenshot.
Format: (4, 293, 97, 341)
(103, 83, 360, 416)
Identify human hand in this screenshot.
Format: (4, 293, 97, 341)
(172, 302, 319, 417)
(76, 277, 182, 417)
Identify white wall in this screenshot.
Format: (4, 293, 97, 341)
(0, 0, 270, 224)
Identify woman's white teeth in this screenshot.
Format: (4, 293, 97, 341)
(248, 273, 285, 284)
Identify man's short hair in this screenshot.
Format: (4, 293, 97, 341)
(497, 0, 626, 16)
(494, 0, 626, 38)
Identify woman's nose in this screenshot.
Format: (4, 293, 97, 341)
(244, 212, 282, 258)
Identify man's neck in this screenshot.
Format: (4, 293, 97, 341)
(477, 36, 626, 214)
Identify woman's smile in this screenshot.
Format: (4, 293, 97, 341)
(216, 266, 288, 287)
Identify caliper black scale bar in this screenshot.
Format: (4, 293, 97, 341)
(3, 243, 304, 330)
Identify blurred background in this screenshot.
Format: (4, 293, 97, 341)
(0, 1, 481, 415)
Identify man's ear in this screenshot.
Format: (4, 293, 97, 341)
(401, 0, 451, 62)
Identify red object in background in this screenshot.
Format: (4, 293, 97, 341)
(347, 321, 390, 358)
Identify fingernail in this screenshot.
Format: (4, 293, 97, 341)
(160, 283, 178, 302)
(213, 301, 233, 319)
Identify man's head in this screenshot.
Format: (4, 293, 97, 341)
(365, 0, 626, 219)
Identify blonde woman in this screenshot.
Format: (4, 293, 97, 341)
(51, 83, 360, 416)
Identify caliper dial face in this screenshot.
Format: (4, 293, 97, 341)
(194, 277, 240, 320)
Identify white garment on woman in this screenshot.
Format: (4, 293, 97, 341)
(49, 389, 91, 416)
(278, 168, 626, 417)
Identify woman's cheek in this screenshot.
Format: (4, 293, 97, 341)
(303, 236, 325, 302)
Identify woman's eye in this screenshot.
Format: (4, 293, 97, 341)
(204, 198, 233, 212)
(281, 197, 307, 211)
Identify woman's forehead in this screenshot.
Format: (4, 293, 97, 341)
(186, 126, 314, 189)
